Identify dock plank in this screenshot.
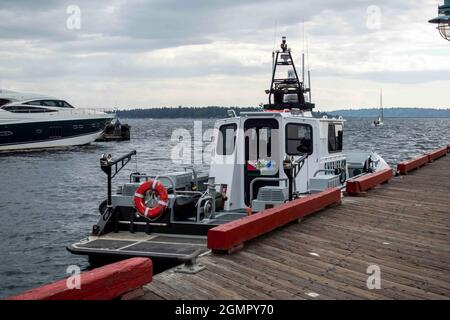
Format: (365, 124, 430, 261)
(142, 155, 450, 300)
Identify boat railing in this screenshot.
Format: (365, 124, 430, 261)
(129, 174, 179, 224)
(129, 174, 177, 196)
(71, 108, 117, 115)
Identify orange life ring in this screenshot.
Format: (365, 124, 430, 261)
(134, 179, 169, 219)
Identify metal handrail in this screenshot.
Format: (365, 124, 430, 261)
(130, 174, 177, 197)
(313, 169, 337, 177)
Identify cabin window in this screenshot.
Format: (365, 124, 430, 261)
(328, 123, 343, 153)
(245, 126, 273, 159)
(0, 131, 13, 137)
(63, 101, 74, 108)
(24, 100, 43, 106)
(217, 123, 237, 155)
(40, 100, 58, 107)
(1, 105, 54, 113)
(285, 123, 313, 155)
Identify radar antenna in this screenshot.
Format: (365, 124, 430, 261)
(264, 36, 314, 111)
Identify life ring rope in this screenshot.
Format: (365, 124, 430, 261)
(133, 179, 169, 219)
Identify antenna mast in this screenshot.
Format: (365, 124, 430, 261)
(302, 19, 305, 85)
(302, 53, 305, 84)
(308, 70, 312, 102)
(272, 21, 278, 84)
(299, 21, 313, 104)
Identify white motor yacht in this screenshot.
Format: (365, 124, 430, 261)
(0, 91, 114, 151)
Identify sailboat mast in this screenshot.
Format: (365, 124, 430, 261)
(380, 88, 383, 120)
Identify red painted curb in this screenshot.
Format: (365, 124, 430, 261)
(346, 168, 393, 195)
(397, 154, 429, 175)
(207, 188, 341, 251)
(427, 147, 447, 162)
(9, 258, 152, 300)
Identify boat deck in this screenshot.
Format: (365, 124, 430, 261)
(140, 156, 450, 300)
(69, 233, 208, 260)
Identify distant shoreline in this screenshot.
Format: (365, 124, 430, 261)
(113, 107, 329, 119)
(328, 107, 450, 118)
(113, 106, 450, 119)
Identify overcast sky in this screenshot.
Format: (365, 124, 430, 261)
(0, 0, 449, 110)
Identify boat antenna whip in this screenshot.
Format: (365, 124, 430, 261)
(305, 29, 312, 103)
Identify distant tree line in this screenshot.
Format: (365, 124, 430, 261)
(113, 106, 257, 119)
(113, 106, 331, 119)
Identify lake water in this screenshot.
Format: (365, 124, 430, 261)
(1, 117, 449, 298)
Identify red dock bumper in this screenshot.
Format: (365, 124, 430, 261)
(397, 155, 429, 175)
(346, 168, 393, 195)
(427, 147, 448, 162)
(207, 188, 341, 251)
(8, 257, 152, 300)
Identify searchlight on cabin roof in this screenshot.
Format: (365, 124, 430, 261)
(429, 0, 450, 41)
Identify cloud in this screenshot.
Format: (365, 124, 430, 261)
(0, 0, 449, 109)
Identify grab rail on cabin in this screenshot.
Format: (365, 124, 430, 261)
(313, 169, 336, 177)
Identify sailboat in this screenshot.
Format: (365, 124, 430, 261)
(372, 89, 384, 127)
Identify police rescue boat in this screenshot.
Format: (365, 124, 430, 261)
(68, 37, 390, 268)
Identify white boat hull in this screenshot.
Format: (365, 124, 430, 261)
(0, 106, 114, 151)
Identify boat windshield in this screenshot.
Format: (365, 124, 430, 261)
(0, 99, 12, 107)
(23, 100, 75, 108)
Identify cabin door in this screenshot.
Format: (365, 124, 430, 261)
(244, 118, 280, 206)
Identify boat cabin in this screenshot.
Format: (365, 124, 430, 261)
(210, 111, 346, 212)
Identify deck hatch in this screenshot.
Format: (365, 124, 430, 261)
(70, 234, 208, 259)
(124, 241, 205, 256)
(77, 239, 134, 250)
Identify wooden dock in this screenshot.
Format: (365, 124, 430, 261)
(141, 155, 450, 300)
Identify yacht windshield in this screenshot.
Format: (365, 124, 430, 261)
(0, 99, 12, 107)
(24, 100, 74, 108)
